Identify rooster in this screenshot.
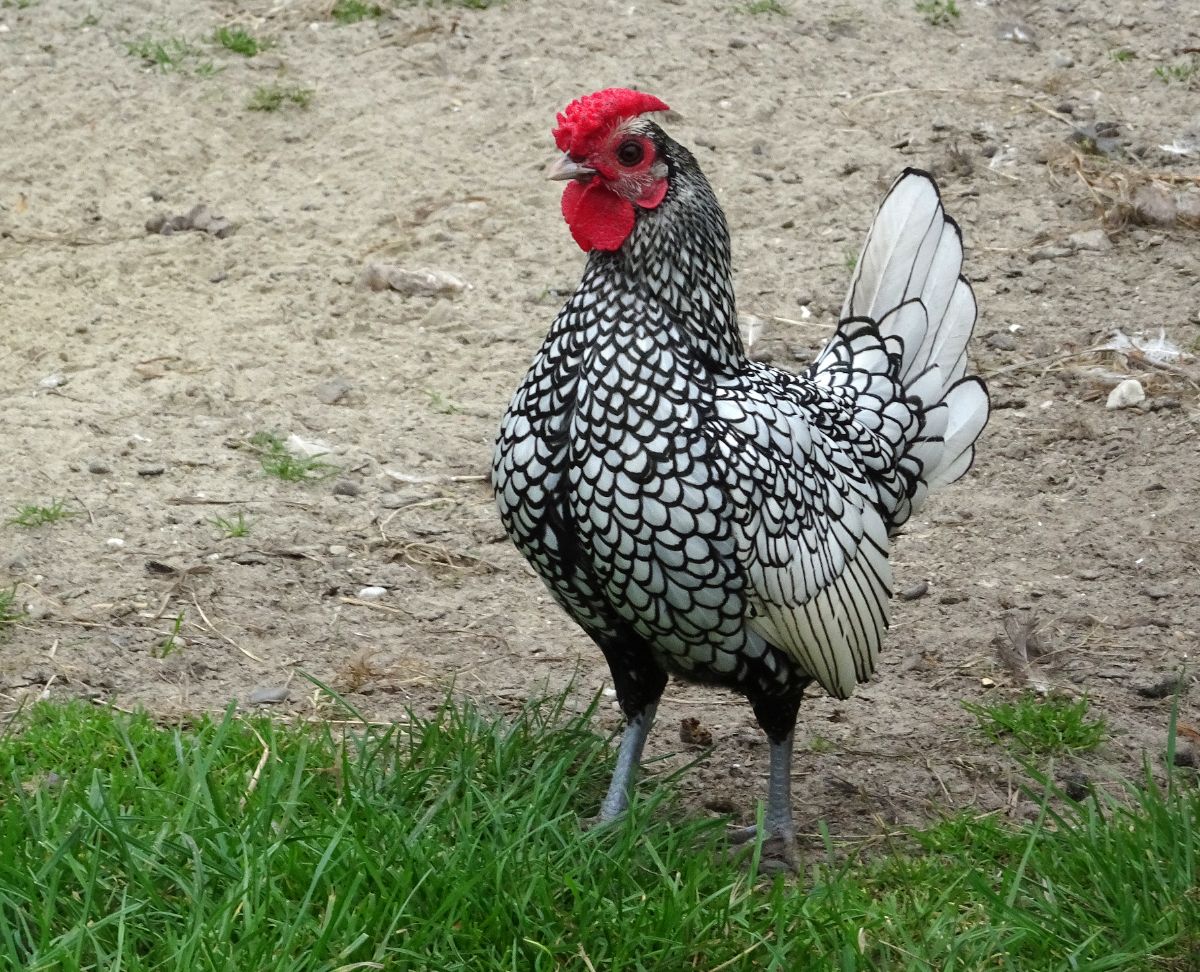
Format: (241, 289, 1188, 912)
(493, 88, 989, 863)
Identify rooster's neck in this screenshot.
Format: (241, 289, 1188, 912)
(581, 158, 745, 374)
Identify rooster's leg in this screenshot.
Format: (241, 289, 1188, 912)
(596, 702, 658, 822)
(588, 635, 668, 825)
(729, 695, 801, 868)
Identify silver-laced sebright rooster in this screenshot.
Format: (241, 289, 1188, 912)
(493, 88, 989, 862)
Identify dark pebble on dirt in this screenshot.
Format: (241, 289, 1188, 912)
(986, 331, 1017, 351)
(938, 592, 967, 605)
(333, 479, 361, 497)
(898, 581, 929, 602)
(1135, 674, 1188, 699)
(137, 465, 165, 477)
(1174, 746, 1197, 769)
(87, 460, 111, 474)
(1060, 772, 1091, 801)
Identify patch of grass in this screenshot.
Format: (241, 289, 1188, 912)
(248, 431, 336, 482)
(211, 511, 250, 538)
(742, 0, 785, 14)
(0, 587, 24, 636)
(1108, 47, 1136, 62)
(843, 246, 858, 271)
(964, 693, 1106, 755)
(1154, 56, 1199, 84)
(156, 612, 185, 659)
(915, 0, 959, 26)
(0, 695, 1195, 970)
(125, 36, 216, 74)
(247, 83, 314, 111)
(7, 498, 75, 528)
(213, 26, 265, 57)
(424, 388, 461, 414)
(330, 0, 384, 24)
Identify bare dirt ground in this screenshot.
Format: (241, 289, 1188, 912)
(2, 0, 1197, 841)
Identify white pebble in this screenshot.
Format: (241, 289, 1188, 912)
(357, 586, 387, 599)
(105, 538, 125, 549)
(1106, 378, 1145, 409)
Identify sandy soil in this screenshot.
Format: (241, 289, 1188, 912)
(2, 0, 1197, 839)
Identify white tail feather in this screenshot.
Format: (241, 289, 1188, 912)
(837, 169, 989, 518)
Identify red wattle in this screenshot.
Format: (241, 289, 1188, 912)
(561, 181, 635, 253)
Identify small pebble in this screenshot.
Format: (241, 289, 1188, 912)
(357, 586, 387, 599)
(1143, 586, 1170, 600)
(38, 373, 68, 388)
(1134, 675, 1186, 699)
(1069, 228, 1111, 253)
(986, 332, 1017, 351)
(137, 464, 166, 477)
(1174, 746, 1197, 769)
(1051, 51, 1074, 68)
(247, 687, 289, 705)
(1106, 378, 1145, 410)
(938, 592, 967, 605)
(315, 377, 353, 405)
(104, 538, 125, 549)
(898, 581, 929, 602)
(88, 460, 111, 474)
(328, 544, 349, 556)
(332, 479, 361, 497)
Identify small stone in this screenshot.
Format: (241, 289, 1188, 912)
(137, 465, 166, 476)
(328, 544, 350, 556)
(986, 332, 1017, 351)
(247, 687, 289, 705)
(1075, 567, 1102, 580)
(38, 373, 68, 388)
(379, 489, 426, 509)
(1106, 378, 1145, 409)
(87, 460, 111, 474)
(1174, 746, 1197, 768)
(898, 581, 929, 602)
(1061, 772, 1091, 801)
(679, 716, 714, 747)
(1069, 228, 1111, 252)
(728, 36, 749, 49)
(357, 586, 387, 599)
(104, 538, 125, 549)
(315, 377, 353, 405)
(1135, 675, 1186, 699)
(1143, 586, 1170, 600)
(331, 268, 356, 286)
(939, 592, 967, 605)
(332, 478, 361, 497)
(1025, 279, 1045, 294)
(1051, 51, 1074, 68)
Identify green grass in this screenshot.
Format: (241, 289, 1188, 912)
(125, 37, 217, 75)
(211, 512, 250, 538)
(7, 499, 75, 528)
(0, 587, 23, 636)
(1154, 57, 1199, 84)
(213, 26, 266, 57)
(246, 84, 314, 112)
(248, 431, 336, 481)
(1109, 47, 1136, 62)
(915, 0, 959, 26)
(0, 695, 1195, 970)
(742, 0, 785, 14)
(964, 694, 1107, 756)
(330, 0, 385, 23)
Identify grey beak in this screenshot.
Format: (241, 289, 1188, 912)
(546, 154, 596, 182)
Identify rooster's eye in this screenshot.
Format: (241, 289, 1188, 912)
(616, 140, 644, 167)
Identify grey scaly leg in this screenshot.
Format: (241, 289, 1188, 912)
(728, 730, 799, 869)
(596, 702, 658, 823)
